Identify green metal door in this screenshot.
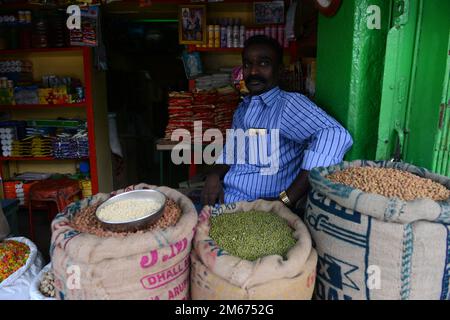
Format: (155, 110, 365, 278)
(376, 0, 419, 161)
(376, 0, 450, 174)
(431, 34, 450, 176)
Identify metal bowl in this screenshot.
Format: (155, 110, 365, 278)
(95, 189, 166, 233)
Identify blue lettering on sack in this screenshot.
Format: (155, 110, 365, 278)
(305, 210, 367, 248)
(309, 191, 361, 224)
(317, 254, 359, 291)
(438, 202, 450, 224)
(316, 278, 353, 300)
(440, 226, 450, 300)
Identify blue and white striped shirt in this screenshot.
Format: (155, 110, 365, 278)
(216, 87, 353, 204)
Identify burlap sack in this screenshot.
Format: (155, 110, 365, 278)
(0, 237, 44, 300)
(306, 160, 450, 300)
(50, 184, 197, 300)
(191, 200, 317, 300)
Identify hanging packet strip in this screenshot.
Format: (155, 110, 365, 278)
(69, 6, 100, 47)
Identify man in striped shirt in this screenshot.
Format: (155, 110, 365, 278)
(201, 35, 353, 207)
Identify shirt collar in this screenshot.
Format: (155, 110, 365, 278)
(243, 86, 281, 107)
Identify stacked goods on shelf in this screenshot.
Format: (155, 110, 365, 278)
(3, 181, 37, 206)
(0, 127, 16, 157)
(0, 120, 87, 159)
(165, 92, 193, 140)
(47, 11, 69, 48)
(215, 86, 240, 136)
(0, 60, 33, 82)
(79, 179, 92, 198)
(38, 75, 85, 105)
(0, 60, 33, 105)
(0, 59, 85, 105)
(165, 88, 240, 141)
(195, 73, 231, 91)
(192, 104, 215, 141)
(11, 136, 53, 158)
(32, 13, 48, 48)
(53, 130, 89, 159)
(192, 90, 216, 140)
(198, 20, 289, 49)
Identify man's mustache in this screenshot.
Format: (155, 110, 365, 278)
(245, 75, 267, 84)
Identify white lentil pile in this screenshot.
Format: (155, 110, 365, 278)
(39, 271, 55, 298)
(327, 167, 450, 201)
(210, 211, 296, 261)
(97, 199, 163, 222)
(71, 198, 181, 237)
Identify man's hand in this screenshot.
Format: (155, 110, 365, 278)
(201, 173, 225, 206)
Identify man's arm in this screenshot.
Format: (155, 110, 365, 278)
(201, 164, 230, 205)
(285, 170, 309, 205)
(279, 95, 353, 205)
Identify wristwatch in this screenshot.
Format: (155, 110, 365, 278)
(279, 190, 292, 207)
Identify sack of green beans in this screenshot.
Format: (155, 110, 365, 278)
(191, 200, 318, 300)
(306, 160, 450, 300)
(51, 183, 197, 300)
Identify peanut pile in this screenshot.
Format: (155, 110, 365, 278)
(70, 198, 182, 237)
(39, 270, 55, 298)
(327, 167, 450, 201)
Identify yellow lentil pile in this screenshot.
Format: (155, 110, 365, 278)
(71, 198, 182, 237)
(327, 167, 450, 201)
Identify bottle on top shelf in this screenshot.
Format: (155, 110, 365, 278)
(232, 19, 240, 48)
(194, 20, 290, 51)
(214, 23, 220, 48)
(226, 18, 233, 48)
(220, 19, 227, 48)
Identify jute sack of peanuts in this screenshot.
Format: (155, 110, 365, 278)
(50, 184, 197, 300)
(306, 160, 450, 300)
(191, 200, 318, 300)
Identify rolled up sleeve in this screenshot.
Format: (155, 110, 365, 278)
(280, 94, 353, 171)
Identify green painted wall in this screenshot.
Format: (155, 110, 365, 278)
(404, 0, 450, 171)
(315, 0, 391, 160)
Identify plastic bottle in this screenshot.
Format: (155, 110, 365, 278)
(245, 29, 250, 42)
(284, 29, 289, 48)
(278, 25, 284, 47)
(214, 23, 220, 48)
(239, 24, 245, 48)
(226, 18, 233, 48)
(233, 19, 240, 48)
(208, 24, 214, 48)
(271, 25, 277, 40)
(220, 19, 227, 48)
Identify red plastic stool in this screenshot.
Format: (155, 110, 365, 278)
(28, 178, 81, 240)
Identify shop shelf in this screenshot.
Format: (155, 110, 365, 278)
(0, 103, 86, 110)
(0, 157, 89, 161)
(0, 47, 85, 55)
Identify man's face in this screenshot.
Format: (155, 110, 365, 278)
(243, 44, 281, 96)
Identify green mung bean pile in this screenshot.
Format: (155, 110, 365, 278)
(209, 210, 296, 261)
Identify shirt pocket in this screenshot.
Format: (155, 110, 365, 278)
(249, 129, 281, 176)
